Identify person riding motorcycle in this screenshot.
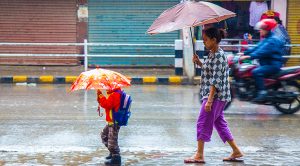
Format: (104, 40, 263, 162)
(240, 19, 284, 102)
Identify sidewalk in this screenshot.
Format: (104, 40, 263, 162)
(0, 65, 194, 85)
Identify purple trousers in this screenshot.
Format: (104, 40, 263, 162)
(197, 99, 234, 143)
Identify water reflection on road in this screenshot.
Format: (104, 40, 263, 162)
(0, 84, 299, 165)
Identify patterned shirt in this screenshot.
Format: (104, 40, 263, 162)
(200, 48, 231, 102)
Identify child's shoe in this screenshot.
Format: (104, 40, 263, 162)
(105, 153, 112, 160)
(104, 154, 121, 165)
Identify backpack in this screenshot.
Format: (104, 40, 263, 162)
(113, 90, 132, 126)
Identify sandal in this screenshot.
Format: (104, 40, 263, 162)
(184, 158, 205, 164)
(223, 156, 244, 162)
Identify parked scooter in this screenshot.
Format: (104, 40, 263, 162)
(225, 53, 300, 114)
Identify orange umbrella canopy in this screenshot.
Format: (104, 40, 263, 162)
(70, 68, 131, 91)
(147, 1, 236, 34)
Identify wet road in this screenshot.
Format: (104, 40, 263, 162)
(0, 84, 300, 165)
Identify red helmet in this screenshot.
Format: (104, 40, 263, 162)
(255, 19, 277, 31)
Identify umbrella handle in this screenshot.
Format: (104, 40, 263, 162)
(97, 105, 101, 117)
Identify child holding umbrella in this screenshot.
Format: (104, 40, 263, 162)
(97, 88, 122, 165)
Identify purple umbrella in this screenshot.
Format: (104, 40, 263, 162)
(147, 1, 236, 34)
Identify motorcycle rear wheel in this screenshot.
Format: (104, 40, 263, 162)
(274, 81, 300, 114)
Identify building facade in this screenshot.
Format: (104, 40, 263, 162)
(0, 0, 86, 65)
(0, 0, 298, 66)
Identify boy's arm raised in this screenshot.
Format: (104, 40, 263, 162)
(98, 92, 120, 110)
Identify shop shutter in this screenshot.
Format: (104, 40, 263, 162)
(88, 0, 179, 66)
(0, 0, 78, 65)
(287, 0, 300, 66)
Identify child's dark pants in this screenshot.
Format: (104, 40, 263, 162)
(101, 124, 121, 155)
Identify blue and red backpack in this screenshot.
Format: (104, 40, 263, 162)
(113, 90, 132, 126)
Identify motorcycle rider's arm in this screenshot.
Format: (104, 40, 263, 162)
(248, 39, 276, 59)
(244, 46, 256, 55)
(244, 40, 265, 56)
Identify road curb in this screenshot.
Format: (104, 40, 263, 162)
(0, 75, 194, 85)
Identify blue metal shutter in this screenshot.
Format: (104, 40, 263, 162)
(88, 0, 179, 67)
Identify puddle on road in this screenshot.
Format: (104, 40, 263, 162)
(1, 146, 300, 165)
(0, 149, 167, 165)
(1, 149, 104, 165)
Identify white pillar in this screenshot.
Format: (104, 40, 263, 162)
(182, 27, 195, 81)
(271, 0, 287, 27)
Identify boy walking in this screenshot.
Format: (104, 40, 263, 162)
(97, 88, 122, 165)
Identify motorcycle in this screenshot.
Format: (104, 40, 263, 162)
(225, 53, 300, 114)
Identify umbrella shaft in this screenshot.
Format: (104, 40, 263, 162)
(189, 27, 195, 55)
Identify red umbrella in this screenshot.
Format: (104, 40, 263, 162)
(147, 1, 236, 34)
(70, 68, 131, 92)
